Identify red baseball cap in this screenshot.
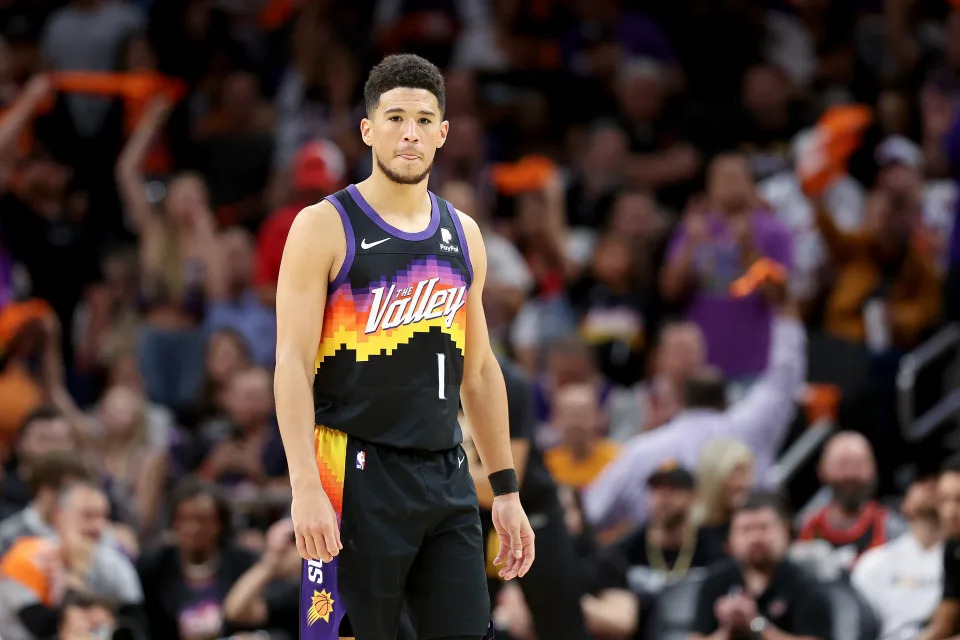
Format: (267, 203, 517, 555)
(292, 139, 345, 192)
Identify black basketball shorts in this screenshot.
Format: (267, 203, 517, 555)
(299, 425, 491, 640)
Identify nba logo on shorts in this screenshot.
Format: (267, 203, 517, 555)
(356, 451, 366, 470)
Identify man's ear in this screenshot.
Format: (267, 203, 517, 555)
(437, 120, 449, 148)
(360, 118, 373, 147)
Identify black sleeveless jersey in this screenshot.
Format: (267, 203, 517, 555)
(313, 184, 473, 451)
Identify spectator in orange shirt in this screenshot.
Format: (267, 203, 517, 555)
(543, 384, 620, 490)
(254, 139, 346, 306)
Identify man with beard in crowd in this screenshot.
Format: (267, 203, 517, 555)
(797, 431, 906, 562)
(852, 475, 943, 640)
(918, 455, 960, 640)
(690, 491, 832, 640)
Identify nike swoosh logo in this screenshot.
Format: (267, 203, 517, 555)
(458, 455, 465, 468)
(361, 238, 390, 249)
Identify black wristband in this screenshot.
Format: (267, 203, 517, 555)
(488, 468, 519, 496)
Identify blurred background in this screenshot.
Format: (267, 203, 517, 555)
(1, 0, 960, 638)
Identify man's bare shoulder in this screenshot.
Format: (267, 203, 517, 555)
(284, 200, 344, 256)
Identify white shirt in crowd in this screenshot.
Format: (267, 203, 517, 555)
(850, 532, 943, 640)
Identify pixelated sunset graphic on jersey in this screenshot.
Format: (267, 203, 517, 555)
(315, 256, 468, 365)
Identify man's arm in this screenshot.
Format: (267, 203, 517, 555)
(457, 211, 515, 480)
(274, 201, 344, 562)
(919, 601, 960, 640)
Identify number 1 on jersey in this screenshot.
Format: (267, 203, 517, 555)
(437, 353, 446, 400)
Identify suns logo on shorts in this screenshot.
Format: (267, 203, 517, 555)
(306, 589, 335, 626)
(356, 451, 366, 470)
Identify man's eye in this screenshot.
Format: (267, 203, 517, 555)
(420, 118, 431, 125)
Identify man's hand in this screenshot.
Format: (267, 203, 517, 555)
(291, 487, 341, 563)
(491, 493, 535, 580)
(261, 517, 295, 576)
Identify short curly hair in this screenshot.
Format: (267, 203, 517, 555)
(364, 54, 446, 116)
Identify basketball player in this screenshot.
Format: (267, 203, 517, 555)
(274, 54, 536, 640)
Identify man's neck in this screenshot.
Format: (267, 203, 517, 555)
(827, 501, 869, 528)
(741, 565, 774, 597)
(649, 519, 690, 549)
(358, 171, 431, 222)
(911, 519, 941, 550)
(31, 498, 55, 525)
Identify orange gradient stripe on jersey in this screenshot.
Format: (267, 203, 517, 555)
(313, 425, 348, 517)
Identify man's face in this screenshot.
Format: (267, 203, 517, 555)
(361, 88, 448, 185)
(729, 507, 788, 571)
(224, 368, 273, 429)
(18, 418, 74, 465)
(903, 477, 939, 522)
(656, 323, 706, 382)
(57, 484, 109, 543)
(938, 472, 960, 537)
(707, 155, 754, 213)
(820, 438, 876, 513)
(648, 485, 695, 529)
(553, 385, 599, 448)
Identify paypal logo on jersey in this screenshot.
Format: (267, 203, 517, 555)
(440, 227, 460, 253)
(365, 277, 467, 334)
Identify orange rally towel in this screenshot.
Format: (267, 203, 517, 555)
(490, 155, 558, 196)
(796, 104, 873, 197)
(729, 258, 788, 298)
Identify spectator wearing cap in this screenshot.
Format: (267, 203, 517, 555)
(583, 286, 804, 532)
(690, 491, 833, 640)
(254, 139, 347, 306)
(586, 462, 726, 638)
(852, 475, 943, 640)
(542, 383, 620, 491)
(797, 432, 907, 564)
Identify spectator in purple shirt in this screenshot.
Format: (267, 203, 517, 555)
(661, 153, 794, 379)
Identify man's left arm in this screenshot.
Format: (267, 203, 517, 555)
(457, 210, 535, 580)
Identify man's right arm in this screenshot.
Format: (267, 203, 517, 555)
(919, 543, 960, 640)
(274, 200, 344, 560)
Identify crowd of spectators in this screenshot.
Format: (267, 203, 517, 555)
(1, 0, 960, 638)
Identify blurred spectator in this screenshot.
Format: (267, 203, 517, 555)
(661, 153, 793, 379)
(72, 247, 141, 379)
(690, 491, 833, 640)
(205, 227, 276, 368)
(137, 478, 257, 640)
(569, 233, 649, 386)
(193, 70, 274, 226)
(542, 383, 620, 491)
(852, 475, 943, 640)
(0, 76, 101, 364)
(255, 139, 347, 306)
(0, 452, 96, 556)
(0, 406, 76, 517)
(39, 0, 145, 139)
(194, 328, 253, 425)
(584, 288, 805, 531)
(529, 334, 611, 425)
(0, 479, 144, 640)
(607, 319, 705, 442)
(565, 122, 630, 230)
(57, 590, 122, 640)
(692, 438, 756, 548)
(918, 455, 960, 640)
(221, 517, 301, 640)
(812, 188, 941, 351)
(588, 463, 725, 638)
(798, 432, 907, 564)
(191, 367, 286, 494)
(79, 385, 167, 535)
(116, 96, 223, 413)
